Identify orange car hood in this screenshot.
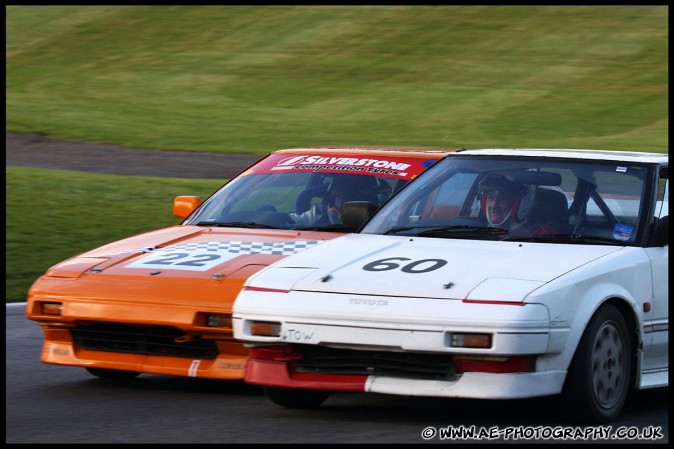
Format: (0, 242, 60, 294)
(34, 225, 336, 309)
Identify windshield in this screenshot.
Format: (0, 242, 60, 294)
(185, 152, 441, 232)
(364, 155, 652, 245)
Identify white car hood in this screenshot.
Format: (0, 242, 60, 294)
(248, 233, 624, 301)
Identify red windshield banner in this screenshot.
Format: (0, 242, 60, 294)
(248, 153, 438, 180)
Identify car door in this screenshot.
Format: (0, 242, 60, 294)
(642, 169, 668, 374)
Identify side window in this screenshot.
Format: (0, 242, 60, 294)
(656, 169, 668, 219)
(649, 167, 669, 247)
(588, 169, 645, 227)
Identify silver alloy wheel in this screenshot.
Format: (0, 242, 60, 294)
(591, 320, 626, 409)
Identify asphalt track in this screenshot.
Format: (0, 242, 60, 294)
(6, 132, 263, 179)
(6, 133, 669, 443)
(6, 304, 668, 444)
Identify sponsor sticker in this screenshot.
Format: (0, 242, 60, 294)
(613, 224, 633, 241)
(249, 153, 435, 179)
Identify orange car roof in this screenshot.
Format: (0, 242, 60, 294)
(272, 147, 456, 158)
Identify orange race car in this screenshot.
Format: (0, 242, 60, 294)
(25, 147, 449, 380)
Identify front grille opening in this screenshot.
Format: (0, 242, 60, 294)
(292, 345, 457, 380)
(71, 322, 218, 359)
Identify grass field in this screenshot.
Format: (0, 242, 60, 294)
(6, 6, 667, 153)
(5, 6, 668, 301)
(6, 167, 222, 302)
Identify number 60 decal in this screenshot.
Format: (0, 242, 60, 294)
(362, 257, 447, 274)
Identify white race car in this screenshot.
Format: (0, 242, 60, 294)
(233, 149, 668, 423)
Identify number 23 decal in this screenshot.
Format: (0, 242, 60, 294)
(362, 257, 447, 274)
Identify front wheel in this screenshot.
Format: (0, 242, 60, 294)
(562, 304, 632, 423)
(85, 367, 141, 380)
(263, 386, 330, 409)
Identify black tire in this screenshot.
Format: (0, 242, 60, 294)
(85, 367, 141, 380)
(263, 386, 330, 409)
(561, 304, 631, 423)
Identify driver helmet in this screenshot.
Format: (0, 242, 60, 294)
(327, 174, 379, 210)
(478, 174, 529, 226)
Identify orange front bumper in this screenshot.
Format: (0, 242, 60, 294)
(39, 326, 248, 379)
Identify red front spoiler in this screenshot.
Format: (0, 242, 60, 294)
(244, 358, 368, 392)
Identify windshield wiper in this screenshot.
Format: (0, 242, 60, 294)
(417, 225, 508, 238)
(504, 233, 624, 245)
(384, 225, 507, 237)
(289, 224, 357, 232)
(195, 221, 278, 229)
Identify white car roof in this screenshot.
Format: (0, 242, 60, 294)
(455, 148, 667, 164)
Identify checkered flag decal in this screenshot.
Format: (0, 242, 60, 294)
(158, 240, 322, 256)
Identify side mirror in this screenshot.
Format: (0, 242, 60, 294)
(173, 196, 202, 219)
(341, 201, 377, 229)
(650, 215, 668, 246)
